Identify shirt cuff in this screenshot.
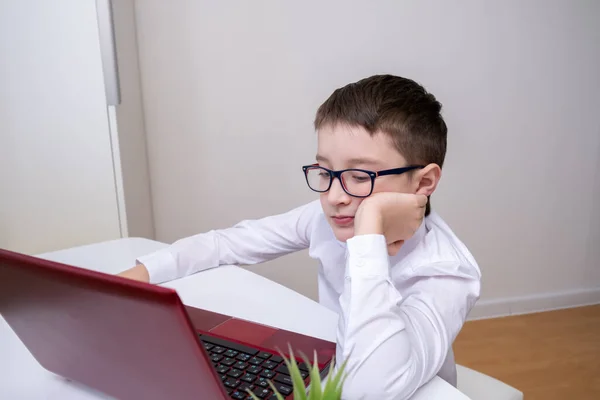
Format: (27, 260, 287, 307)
(136, 249, 178, 284)
(346, 234, 390, 278)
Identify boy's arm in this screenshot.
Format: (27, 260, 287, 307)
(334, 195, 480, 399)
(336, 234, 480, 399)
(118, 200, 320, 284)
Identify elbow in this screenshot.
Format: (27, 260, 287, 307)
(342, 379, 389, 400)
(341, 366, 418, 400)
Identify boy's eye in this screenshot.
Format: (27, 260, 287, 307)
(350, 174, 370, 183)
(317, 171, 330, 178)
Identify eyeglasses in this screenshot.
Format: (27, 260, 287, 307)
(302, 164, 425, 198)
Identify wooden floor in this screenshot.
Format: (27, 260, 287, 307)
(453, 305, 600, 400)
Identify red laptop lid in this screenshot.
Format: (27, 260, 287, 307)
(0, 248, 228, 400)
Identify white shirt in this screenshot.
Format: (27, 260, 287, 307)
(138, 200, 481, 400)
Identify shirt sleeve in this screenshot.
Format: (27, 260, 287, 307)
(336, 234, 480, 400)
(137, 200, 321, 283)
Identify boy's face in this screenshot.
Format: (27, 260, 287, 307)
(316, 124, 417, 242)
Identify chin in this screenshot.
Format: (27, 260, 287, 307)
(332, 226, 355, 242)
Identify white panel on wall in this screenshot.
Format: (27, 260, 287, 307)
(0, 0, 122, 254)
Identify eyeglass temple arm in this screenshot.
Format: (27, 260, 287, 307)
(376, 165, 425, 176)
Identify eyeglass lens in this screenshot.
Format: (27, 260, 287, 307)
(305, 167, 372, 197)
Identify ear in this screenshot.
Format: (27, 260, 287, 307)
(414, 164, 441, 196)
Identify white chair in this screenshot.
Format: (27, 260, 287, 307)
(457, 365, 523, 400)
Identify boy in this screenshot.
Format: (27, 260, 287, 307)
(119, 75, 481, 399)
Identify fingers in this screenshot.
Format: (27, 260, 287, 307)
(415, 194, 428, 208)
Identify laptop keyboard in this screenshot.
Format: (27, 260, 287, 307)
(200, 334, 311, 399)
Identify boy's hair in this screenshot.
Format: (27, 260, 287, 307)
(314, 74, 447, 216)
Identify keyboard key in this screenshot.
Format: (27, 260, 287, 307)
(262, 360, 279, 370)
(251, 387, 271, 399)
(297, 362, 310, 372)
(273, 374, 293, 386)
(204, 343, 214, 351)
(224, 377, 241, 388)
(260, 369, 275, 379)
(230, 391, 246, 400)
(247, 365, 262, 375)
(257, 351, 271, 359)
(216, 364, 229, 374)
(211, 354, 224, 363)
(236, 353, 251, 362)
(248, 357, 263, 365)
(275, 364, 307, 379)
(234, 361, 249, 370)
(221, 374, 227, 381)
(200, 335, 260, 356)
(227, 369, 243, 379)
(270, 355, 283, 364)
(255, 377, 269, 388)
(273, 383, 292, 396)
(240, 373, 256, 383)
(238, 382, 254, 392)
(224, 349, 238, 358)
(212, 346, 226, 354)
(222, 357, 236, 366)
(267, 396, 279, 400)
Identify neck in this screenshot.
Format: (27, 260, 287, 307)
(391, 219, 427, 262)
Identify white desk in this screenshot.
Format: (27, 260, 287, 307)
(0, 238, 471, 400)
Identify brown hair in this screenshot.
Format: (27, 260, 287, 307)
(314, 74, 447, 215)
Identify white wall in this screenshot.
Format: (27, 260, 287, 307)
(0, 0, 122, 254)
(0, 0, 154, 254)
(133, 0, 600, 316)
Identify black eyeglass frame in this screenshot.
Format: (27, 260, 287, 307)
(302, 163, 425, 198)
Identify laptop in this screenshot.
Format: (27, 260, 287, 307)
(0, 248, 336, 400)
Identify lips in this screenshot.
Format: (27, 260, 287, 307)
(331, 215, 354, 226)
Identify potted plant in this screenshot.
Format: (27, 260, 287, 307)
(247, 348, 347, 400)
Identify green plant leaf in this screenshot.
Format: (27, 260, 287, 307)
(248, 346, 348, 400)
(283, 346, 308, 400)
(322, 355, 349, 398)
(298, 350, 322, 400)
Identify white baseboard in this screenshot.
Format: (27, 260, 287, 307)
(467, 287, 600, 320)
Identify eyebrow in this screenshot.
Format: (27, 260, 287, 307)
(315, 155, 382, 167)
(347, 157, 381, 167)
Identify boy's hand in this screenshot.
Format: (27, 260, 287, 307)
(117, 263, 150, 283)
(354, 193, 428, 256)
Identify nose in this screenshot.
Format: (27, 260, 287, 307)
(326, 176, 351, 206)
